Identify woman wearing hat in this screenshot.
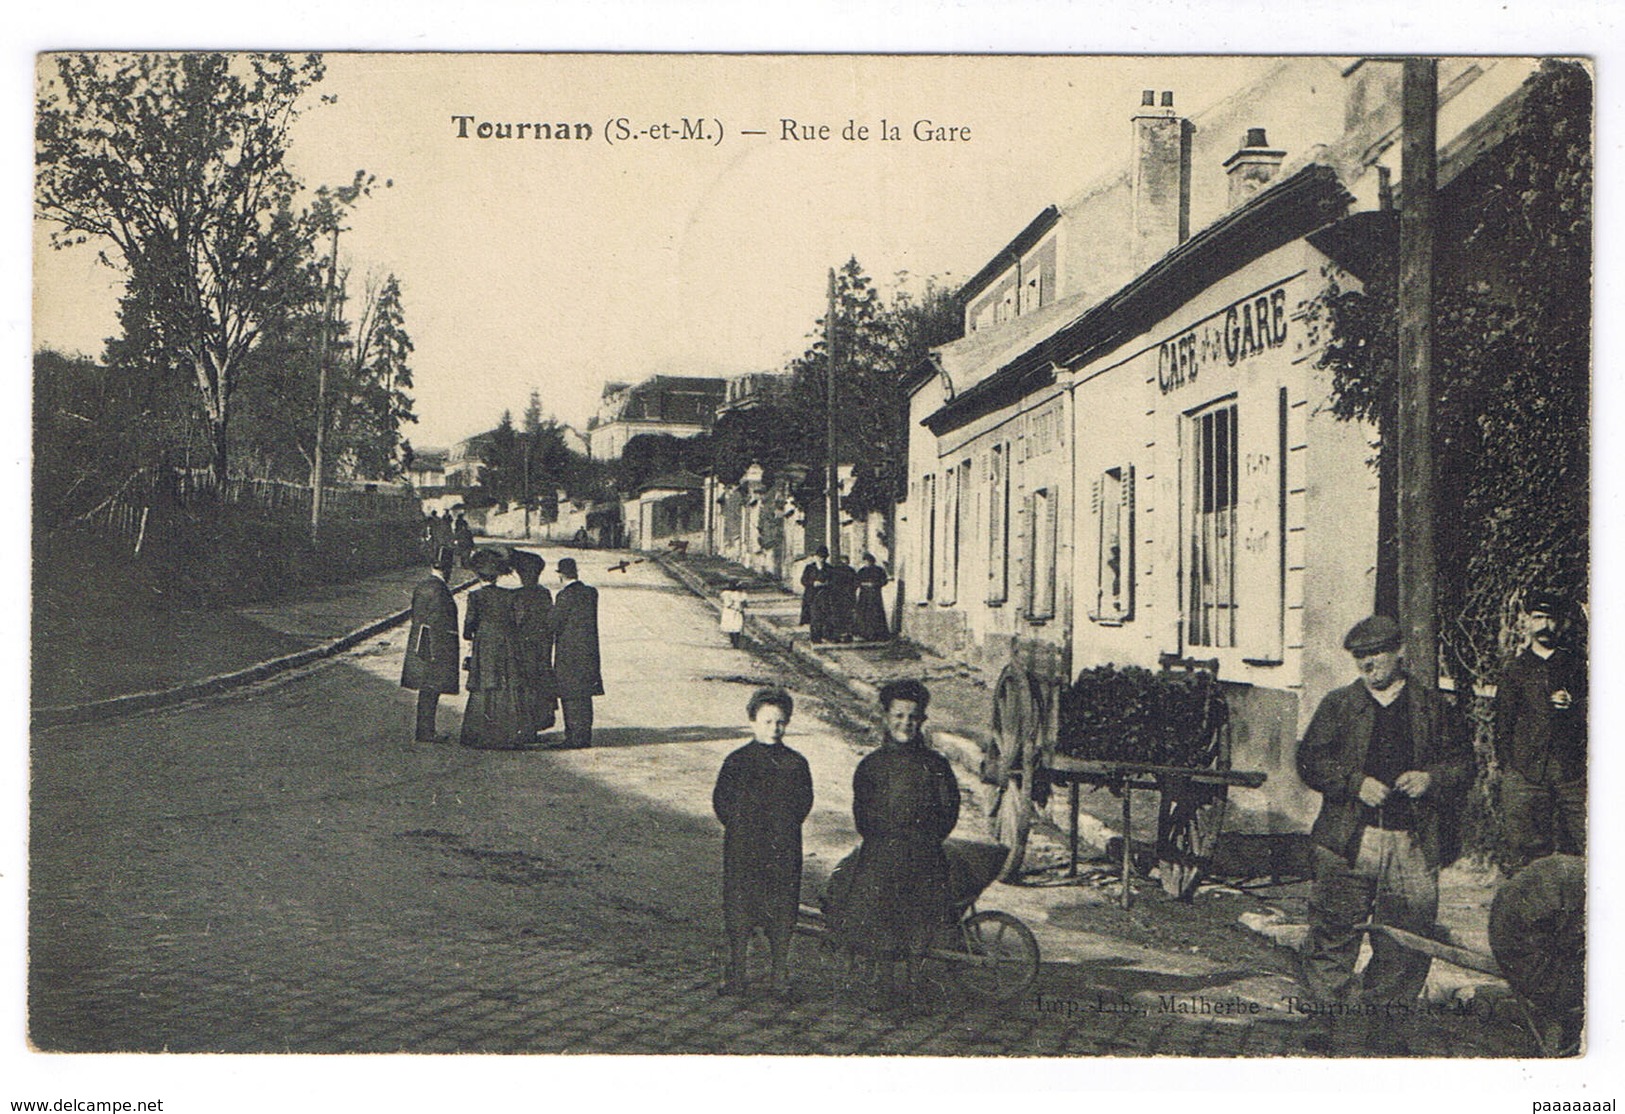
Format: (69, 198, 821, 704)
(509, 549, 559, 741)
(459, 547, 527, 749)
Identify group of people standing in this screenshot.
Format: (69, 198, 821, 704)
(798, 547, 891, 644)
(421, 510, 476, 568)
(399, 543, 603, 751)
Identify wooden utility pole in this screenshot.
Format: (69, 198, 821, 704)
(824, 267, 840, 558)
(310, 222, 341, 544)
(1398, 57, 1438, 686)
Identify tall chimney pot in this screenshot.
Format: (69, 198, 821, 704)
(1131, 92, 1193, 272)
(1223, 126, 1287, 209)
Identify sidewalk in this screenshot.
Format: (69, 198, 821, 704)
(655, 550, 1513, 1023)
(32, 558, 474, 725)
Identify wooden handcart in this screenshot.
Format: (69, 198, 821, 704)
(985, 651, 1266, 907)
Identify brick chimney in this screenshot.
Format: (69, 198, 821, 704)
(1131, 90, 1193, 273)
(1223, 127, 1286, 208)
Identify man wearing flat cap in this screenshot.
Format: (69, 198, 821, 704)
(1494, 591, 1587, 872)
(1294, 615, 1473, 1053)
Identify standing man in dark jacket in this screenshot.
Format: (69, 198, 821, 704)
(1494, 591, 1586, 871)
(551, 557, 603, 749)
(800, 547, 831, 642)
(1294, 615, 1473, 1054)
(400, 545, 460, 742)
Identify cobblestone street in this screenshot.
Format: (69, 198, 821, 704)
(27, 553, 1532, 1058)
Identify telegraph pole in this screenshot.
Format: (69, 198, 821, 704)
(824, 267, 840, 559)
(1398, 57, 1438, 687)
(310, 222, 341, 544)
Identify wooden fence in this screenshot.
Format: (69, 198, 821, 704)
(56, 468, 421, 556)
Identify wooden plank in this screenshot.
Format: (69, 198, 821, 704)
(1363, 922, 1502, 978)
(1048, 755, 1266, 788)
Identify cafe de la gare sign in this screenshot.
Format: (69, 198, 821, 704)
(1156, 279, 1294, 396)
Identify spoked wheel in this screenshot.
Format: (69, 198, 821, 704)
(1155, 778, 1229, 899)
(990, 666, 1042, 882)
(950, 911, 1040, 1003)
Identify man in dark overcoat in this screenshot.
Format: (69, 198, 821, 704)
(1294, 615, 1473, 1054)
(400, 545, 460, 742)
(1494, 590, 1587, 871)
(800, 547, 831, 642)
(551, 557, 603, 749)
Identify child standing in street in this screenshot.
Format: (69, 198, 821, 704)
(719, 580, 748, 649)
(712, 687, 814, 999)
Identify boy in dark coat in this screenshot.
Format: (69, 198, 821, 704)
(400, 545, 460, 742)
(712, 687, 814, 999)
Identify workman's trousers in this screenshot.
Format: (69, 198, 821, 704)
(415, 691, 441, 742)
(1501, 769, 1586, 871)
(1300, 827, 1438, 1010)
(561, 695, 595, 749)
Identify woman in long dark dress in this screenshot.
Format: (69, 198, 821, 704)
(509, 549, 558, 740)
(459, 548, 527, 750)
(853, 553, 890, 642)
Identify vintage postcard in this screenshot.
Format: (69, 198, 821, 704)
(20, 39, 1603, 1106)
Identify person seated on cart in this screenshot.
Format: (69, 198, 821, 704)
(834, 679, 961, 1009)
(712, 686, 814, 1000)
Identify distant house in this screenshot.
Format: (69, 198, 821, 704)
(717, 370, 795, 416)
(586, 374, 726, 459)
(405, 449, 448, 491)
(444, 432, 496, 489)
(625, 469, 706, 550)
(557, 423, 591, 457)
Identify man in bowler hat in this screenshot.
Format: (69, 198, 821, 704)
(1295, 615, 1473, 1053)
(551, 557, 603, 749)
(400, 545, 460, 742)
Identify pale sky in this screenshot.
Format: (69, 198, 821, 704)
(32, 53, 1281, 449)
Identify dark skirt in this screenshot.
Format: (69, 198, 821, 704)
(854, 585, 889, 642)
(460, 685, 527, 749)
(829, 835, 952, 958)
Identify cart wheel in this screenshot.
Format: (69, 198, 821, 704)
(952, 911, 1040, 1004)
(1155, 779, 1229, 899)
(990, 667, 1041, 881)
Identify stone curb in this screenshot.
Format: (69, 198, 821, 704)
(653, 553, 990, 778)
(33, 577, 478, 730)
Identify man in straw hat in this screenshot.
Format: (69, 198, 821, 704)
(1294, 615, 1473, 1054)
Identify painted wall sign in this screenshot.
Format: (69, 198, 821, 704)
(1156, 283, 1291, 395)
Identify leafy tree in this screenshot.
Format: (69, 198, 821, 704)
(330, 273, 417, 480)
(783, 258, 962, 519)
(614, 432, 712, 494)
(35, 52, 342, 484)
(708, 404, 811, 486)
